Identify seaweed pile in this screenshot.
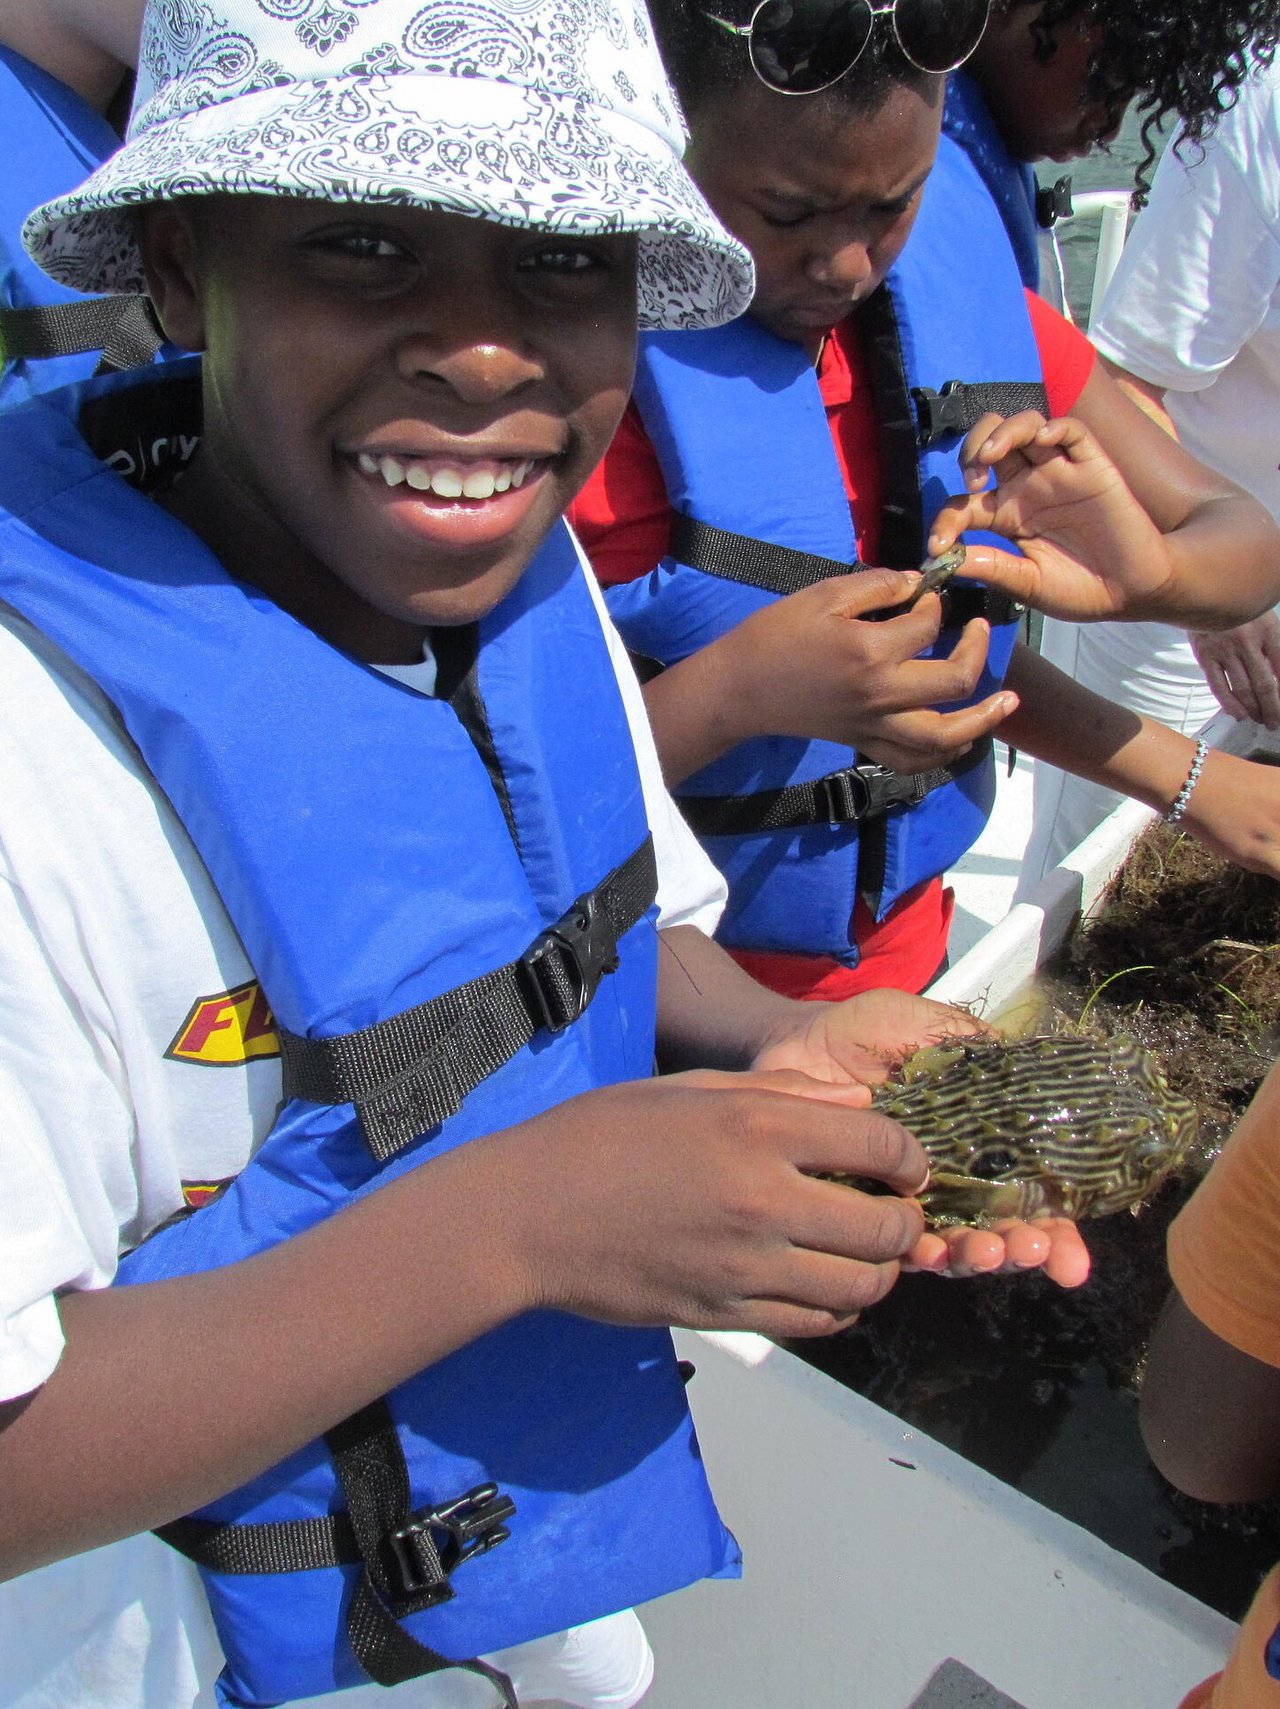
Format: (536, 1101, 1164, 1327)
(796, 823, 1280, 1619)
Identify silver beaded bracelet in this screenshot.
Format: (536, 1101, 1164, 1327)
(1164, 737, 1208, 825)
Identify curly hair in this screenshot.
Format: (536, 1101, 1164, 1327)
(1015, 0, 1280, 200)
(646, 0, 933, 117)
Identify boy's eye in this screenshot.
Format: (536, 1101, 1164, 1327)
(759, 207, 812, 230)
(310, 231, 409, 262)
(518, 243, 608, 275)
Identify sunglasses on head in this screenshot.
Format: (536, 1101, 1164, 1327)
(704, 0, 991, 94)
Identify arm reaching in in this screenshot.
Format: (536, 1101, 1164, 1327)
(1002, 643, 1280, 884)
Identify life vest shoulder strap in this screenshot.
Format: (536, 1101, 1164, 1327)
(277, 836, 657, 1162)
(670, 512, 863, 596)
(913, 378, 1050, 447)
(0, 293, 163, 373)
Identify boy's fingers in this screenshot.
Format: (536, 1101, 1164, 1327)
(789, 1103, 930, 1196)
(726, 1066, 874, 1109)
(796, 1176, 927, 1263)
(957, 409, 1008, 467)
(1035, 1218, 1092, 1289)
(936, 1226, 1006, 1275)
(988, 1218, 1052, 1269)
(828, 567, 923, 616)
(966, 408, 1051, 467)
(951, 543, 1035, 599)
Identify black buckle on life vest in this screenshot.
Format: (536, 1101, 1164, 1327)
(911, 381, 970, 446)
(519, 888, 622, 1034)
(1035, 172, 1074, 229)
(384, 1483, 516, 1607)
(817, 764, 929, 823)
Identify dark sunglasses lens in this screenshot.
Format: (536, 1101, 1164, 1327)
(894, 0, 990, 71)
(749, 0, 873, 92)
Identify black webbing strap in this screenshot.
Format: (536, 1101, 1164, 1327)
(935, 583, 1024, 630)
(912, 380, 1050, 447)
(669, 512, 861, 596)
(678, 737, 992, 839)
(278, 836, 656, 1163)
(0, 295, 163, 374)
(158, 1400, 519, 1705)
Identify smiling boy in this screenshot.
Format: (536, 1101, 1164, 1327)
(0, 1, 1091, 1706)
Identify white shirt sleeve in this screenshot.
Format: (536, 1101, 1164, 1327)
(1092, 66, 1280, 393)
(573, 535, 728, 937)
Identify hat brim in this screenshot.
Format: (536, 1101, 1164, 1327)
(22, 71, 753, 332)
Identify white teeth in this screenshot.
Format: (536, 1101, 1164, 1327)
(361, 454, 536, 497)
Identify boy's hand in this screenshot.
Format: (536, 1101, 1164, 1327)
(1190, 614, 1280, 730)
(748, 986, 994, 1089)
(494, 1070, 929, 1340)
(927, 410, 1177, 623)
(748, 990, 1090, 1290)
(704, 568, 1016, 774)
(906, 1217, 1091, 1289)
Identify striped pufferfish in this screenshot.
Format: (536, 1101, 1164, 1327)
(842, 1032, 1199, 1228)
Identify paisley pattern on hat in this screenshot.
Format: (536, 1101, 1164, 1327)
(23, 0, 753, 329)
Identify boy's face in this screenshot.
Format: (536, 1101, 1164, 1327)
(966, 2, 1118, 162)
(684, 77, 942, 352)
(142, 197, 638, 660)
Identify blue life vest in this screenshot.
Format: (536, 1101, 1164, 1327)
(0, 363, 740, 1709)
(0, 47, 126, 405)
(1268, 1617, 1280, 1680)
(942, 71, 1042, 291)
(606, 136, 1044, 964)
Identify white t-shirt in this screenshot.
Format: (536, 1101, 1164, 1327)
(0, 556, 725, 1709)
(1018, 66, 1280, 892)
(1092, 57, 1280, 522)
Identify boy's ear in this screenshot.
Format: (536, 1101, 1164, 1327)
(137, 206, 208, 353)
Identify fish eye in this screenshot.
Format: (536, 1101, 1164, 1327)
(967, 1146, 1019, 1181)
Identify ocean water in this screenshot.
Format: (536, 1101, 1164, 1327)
(1034, 105, 1169, 325)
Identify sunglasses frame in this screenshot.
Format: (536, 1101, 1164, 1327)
(705, 0, 991, 96)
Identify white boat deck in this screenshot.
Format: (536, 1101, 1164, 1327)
(635, 1330, 1235, 1709)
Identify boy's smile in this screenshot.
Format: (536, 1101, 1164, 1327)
(140, 197, 638, 662)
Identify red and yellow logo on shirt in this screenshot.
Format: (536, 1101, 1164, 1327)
(166, 979, 279, 1066)
(180, 1179, 234, 1210)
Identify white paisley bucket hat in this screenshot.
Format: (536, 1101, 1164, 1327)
(23, 0, 753, 331)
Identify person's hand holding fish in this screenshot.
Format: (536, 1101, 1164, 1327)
(752, 989, 1093, 1290)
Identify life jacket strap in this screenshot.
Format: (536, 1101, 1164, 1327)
(912, 380, 1050, 447)
(278, 836, 657, 1163)
(670, 514, 1021, 626)
(670, 512, 862, 595)
(678, 739, 991, 838)
(0, 295, 164, 373)
(158, 1398, 520, 1705)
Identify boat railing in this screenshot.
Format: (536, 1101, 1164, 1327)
(1040, 187, 1135, 332)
